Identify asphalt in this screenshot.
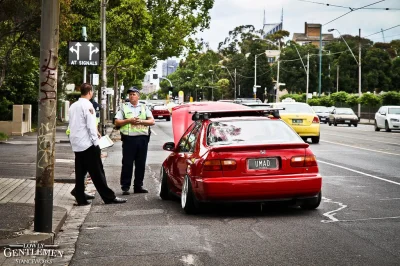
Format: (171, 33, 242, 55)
(0, 118, 374, 251)
(0, 122, 115, 249)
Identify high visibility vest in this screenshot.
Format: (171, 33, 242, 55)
(119, 104, 149, 136)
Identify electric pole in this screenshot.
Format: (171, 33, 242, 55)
(35, 0, 60, 233)
(100, 0, 107, 135)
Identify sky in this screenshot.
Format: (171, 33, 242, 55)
(197, 0, 400, 51)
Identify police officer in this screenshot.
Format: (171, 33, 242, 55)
(69, 83, 127, 205)
(114, 87, 155, 195)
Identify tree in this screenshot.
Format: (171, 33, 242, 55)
(363, 48, 392, 92)
(380, 91, 400, 105)
(391, 57, 400, 91)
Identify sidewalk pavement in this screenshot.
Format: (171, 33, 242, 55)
(0, 122, 115, 251)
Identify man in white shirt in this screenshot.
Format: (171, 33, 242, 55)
(69, 83, 127, 206)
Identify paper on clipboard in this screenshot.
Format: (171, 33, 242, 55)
(99, 135, 114, 149)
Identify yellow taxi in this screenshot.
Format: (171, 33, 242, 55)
(270, 99, 320, 143)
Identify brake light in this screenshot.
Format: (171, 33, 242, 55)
(291, 155, 317, 167)
(312, 116, 320, 123)
(204, 159, 237, 171)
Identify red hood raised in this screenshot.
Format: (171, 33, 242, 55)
(171, 102, 250, 145)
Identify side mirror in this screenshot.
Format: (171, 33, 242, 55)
(163, 142, 175, 151)
(382, 112, 386, 116)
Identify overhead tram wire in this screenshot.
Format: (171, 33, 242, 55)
(364, 24, 400, 38)
(323, 0, 386, 26)
(297, 0, 399, 10)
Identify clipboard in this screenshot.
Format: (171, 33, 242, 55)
(99, 135, 114, 149)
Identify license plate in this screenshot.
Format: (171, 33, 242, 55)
(345, 120, 350, 123)
(158, 116, 164, 118)
(320, 118, 326, 121)
(247, 158, 278, 170)
(292, 119, 303, 124)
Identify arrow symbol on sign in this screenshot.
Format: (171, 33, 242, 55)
(69, 42, 82, 60)
(88, 43, 99, 60)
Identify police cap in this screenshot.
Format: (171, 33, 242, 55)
(127, 86, 140, 94)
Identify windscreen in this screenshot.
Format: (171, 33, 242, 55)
(388, 108, 400, 115)
(207, 119, 302, 146)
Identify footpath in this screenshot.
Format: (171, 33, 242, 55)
(0, 122, 116, 265)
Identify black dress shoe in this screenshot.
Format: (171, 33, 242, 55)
(105, 197, 127, 204)
(75, 200, 92, 206)
(71, 189, 95, 200)
(122, 190, 130, 195)
(134, 187, 148, 194)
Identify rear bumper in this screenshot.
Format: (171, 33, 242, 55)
(291, 124, 320, 137)
(193, 174, 322, 202)
(334, 119, 358, 124)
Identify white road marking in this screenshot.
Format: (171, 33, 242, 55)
(322, 132, 400, 145)
(323, 216, 400, 223)
(151, 128, 157, 135)
(379, 198, 400, 201)
(321, 197, 348, 223)
(319, 160, 400, 186)
(320, 140, 400, 156)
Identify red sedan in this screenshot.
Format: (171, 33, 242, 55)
(151, 104, 171, 121)
(160, 102, 322, 214)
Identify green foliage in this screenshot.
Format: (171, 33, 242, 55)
(380, 91, 400, 105)
(307, 98, 320, 106)
(65, 92, 81, 104)
(319, 96, 334, 107)
(280, 93, 305, 103)
(346, 95, 360, 107)
(0, 96, 13, 120)
(359, 93, 381, 107)
(0, 132, 8, 141)
(330, 91, 349, 106)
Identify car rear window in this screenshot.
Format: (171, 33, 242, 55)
(153, 105, 168, 110)
(275, 103, 313, 114)
(207, 119, 302, 146)
(336, 108, 355, 115)
(388, 108, 400, 115)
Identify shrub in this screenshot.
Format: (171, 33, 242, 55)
(0, 132, 8, 141)
(307, 98, 321, 106)
(380, 91, 400, 105)
(346, 95, 360, 107)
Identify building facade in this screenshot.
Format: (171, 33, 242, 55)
(292, 23, 334, 48)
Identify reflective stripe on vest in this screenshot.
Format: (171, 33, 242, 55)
(120, 104, 149, 136)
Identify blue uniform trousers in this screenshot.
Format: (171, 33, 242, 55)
(120, 135, 149, 191)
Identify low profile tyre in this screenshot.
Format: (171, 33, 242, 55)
(385, 121, 391, 132)
(311, 135, 320, 144)
(166, 117, 171, 122)
(300, 192, 322, 210)
(353, 123, 358, 127)
(374, 120, 380, 131)
(159, 167, 171, 200)
(181, 175, 199, 214)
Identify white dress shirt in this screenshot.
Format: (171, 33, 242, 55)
(69, 98, 99, 152)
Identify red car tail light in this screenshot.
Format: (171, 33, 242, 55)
(312, 116, 320, 123)
(291, 156, 317, 167)
(204, 159, 237, 171)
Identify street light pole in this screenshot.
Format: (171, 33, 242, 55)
(100, 0, 107, 136)
(254, 55, 257, 99)
(306, 53, 310, 103)
(318, 25, 322, 96)
(328, 28, 362, 117)
(220, 65, 236, 99)
(276, 40, 281, 103)
(234, 68, 237, 99)
(82, 26, 87, 83)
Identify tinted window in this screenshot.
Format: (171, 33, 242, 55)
(388, 107, 400, 115)
(275, 103, 313, 114)
(336, 108, 355, 115)
(178, 123, 201, 153)
(207, 119, 302, 146)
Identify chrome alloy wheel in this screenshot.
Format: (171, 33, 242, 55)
(181, 176, 188, 208)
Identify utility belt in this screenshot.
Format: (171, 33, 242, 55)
(121, 129, 151, 142)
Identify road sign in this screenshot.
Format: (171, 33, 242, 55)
(68, 41, 100, 66)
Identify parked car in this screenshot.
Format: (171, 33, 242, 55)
(270, 101, 320, 143)
(328, 107, 358, 127)
(159, 102, 322, 214)
(375, 105, 400, 132)
(311, 106, 330, 124)
(151, 104, 171, 121)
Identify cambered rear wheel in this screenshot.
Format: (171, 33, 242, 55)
(181, 175, 200, 214)
(300, 192, 322, 210)
(160, 167, 172, 200)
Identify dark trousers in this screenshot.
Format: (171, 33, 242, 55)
(120, 135, 149, 191)
(74, 145, 116, 203)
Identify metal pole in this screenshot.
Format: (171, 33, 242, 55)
(254, 55, 257, 99)
(337, 65, 339, 92)
(113, 68, 117, 114)
(275, 41, 281, 103)
(82, 27, 87, 83)
(306, 53, 309, 103)
(234, 68, 237, 99)
(100, 0, 107, 135)
(211, 73, 214, 101)
(318, 25, 322, 96)
(358, 28, 362, 118)
(35, 0, 60, 233)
